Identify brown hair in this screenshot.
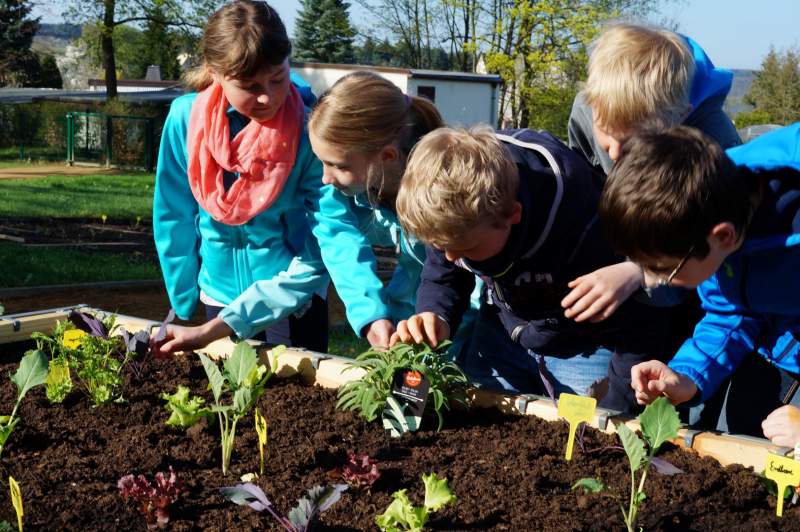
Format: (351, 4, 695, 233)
(397, 125, 519, 247)
(309, 72, 444, 207)
(184, 1, 291, 91)
(583, 23, 695, 134)
(600, 126, 754, 261)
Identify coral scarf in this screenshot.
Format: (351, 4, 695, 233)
(186, 82, 303, 225)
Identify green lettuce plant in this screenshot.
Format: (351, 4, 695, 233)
(337, 342, 468, 430)
(375, 473, 456, 532)
(160, 385, 213, 428)
(572, 397, 680, 532)
(0, 350, 48, 458)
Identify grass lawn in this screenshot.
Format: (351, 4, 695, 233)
(0, 173, 155, 219)
(0, 243, 159, 287)
(327, 326, 371, 358)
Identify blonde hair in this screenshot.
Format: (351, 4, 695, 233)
(309, 71, 444, 207)
(583, 23, 695, 134)
(396, 125, 519, 247)
(183, 1, 291, 91)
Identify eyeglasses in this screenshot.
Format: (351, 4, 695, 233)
(642, 245, 695, 294)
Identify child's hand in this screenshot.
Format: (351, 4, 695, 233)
(630, 360, 697, 405)
(762, 405, 800, 447)
(150, 317, 232, 358)
(364, 319, 395, 350)
(389, 313, 450, 347)
(561, 262, 643, 322)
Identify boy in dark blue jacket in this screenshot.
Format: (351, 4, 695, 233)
(392, 126, 670, 414)
(600, 123, 800, 441)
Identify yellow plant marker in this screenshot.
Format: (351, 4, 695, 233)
(9, 476, 22, 532)
(557, 393, 596, 461)
(765, 453, 800, 517)
(62, 329, 87, 349)
(254, 409, 268, 475)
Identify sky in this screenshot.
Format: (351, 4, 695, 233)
(274, 0, 800, 70)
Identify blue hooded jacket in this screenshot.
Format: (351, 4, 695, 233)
(668, 123, 800, 401)
(568, 34, 741, 174)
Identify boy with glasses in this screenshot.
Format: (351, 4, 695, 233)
(599, 123, 800, 439)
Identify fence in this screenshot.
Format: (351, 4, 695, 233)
(66, 112, 156, 171)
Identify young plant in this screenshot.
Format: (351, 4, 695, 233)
(220, 482, 347, 531)
(254, 409, 268, 476)
(375, 473, 456, 532)
(160, 385, 213, 428)
(170, 343, 277, 475)
(118, 467, 184, 529)
(328, 451, 381, 492)
(0, 350, 48, 458)
(337, 342, 468, 430)
(9, 476, 22, 532)
(572, 397, 680, 532)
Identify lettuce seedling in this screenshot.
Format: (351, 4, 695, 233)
(118, 466, 183, 529)
(329, 451, 381, 492)
(220, 482, 347, 531)
(375, 473, 456, 532)
(199, 343, 277, 475)
(573, 397, 680, 532)
(337, 342, 468, 430)
(0, 350, 48, 458)
(160, 385, 213, 428)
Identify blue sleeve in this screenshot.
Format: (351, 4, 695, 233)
(668, 275, 766, 402)
(299, 141, 392, 336)
(153, 97, 201, 320)
(415, 245, 475, 333)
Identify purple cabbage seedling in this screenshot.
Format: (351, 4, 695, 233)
(220, 482, 347, 531)
(118, 467, 183, 530)
(572, 397, 681, 532)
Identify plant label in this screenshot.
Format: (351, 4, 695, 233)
(390, 369, 430, 422)
(557, 393, 596, 461)
(765, 453, 800, 517)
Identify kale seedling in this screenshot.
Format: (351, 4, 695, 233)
(171, 343, 277, 475)
(0, 350, 48, 458)
(254, 409, 268, 476)
(118, 466, 184, 529)
(572, 397, 680, 532)
(337, 341, 468, 430)
(328, 451, 381, 492)
(220, 482, 347, 531)
(376, 473, 456, 532)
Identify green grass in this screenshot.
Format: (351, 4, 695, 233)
(0, 243, 159, 287)
(0, 173, 154, 218)
(327, 326, 370, 358)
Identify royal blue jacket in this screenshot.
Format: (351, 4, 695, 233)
(568, 35, 741, 174)
(415, 129, 668, 356)
(153, 89, 390, 339)
(668, 123, 800, 401)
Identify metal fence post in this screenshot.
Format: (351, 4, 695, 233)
(65, 113, 74, 165)
(105, 114, 113, 167)
(144, 118, 154, 172)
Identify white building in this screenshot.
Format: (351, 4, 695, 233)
(291, 62, 502, 127)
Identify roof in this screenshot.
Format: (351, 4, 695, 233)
(87, 79, 180, 89)
(0, 87, 186, 105)
(291, 61, 502, 84)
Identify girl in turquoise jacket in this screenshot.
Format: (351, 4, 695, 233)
(152, 1, 386, 354)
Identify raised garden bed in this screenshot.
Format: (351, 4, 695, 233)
(0, 309, 797, 530)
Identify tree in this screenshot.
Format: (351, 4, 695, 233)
(64, 0, 218, 98)
(131, 4, 181, 79)
(739, 47, 800, 126)
(0, 0, 40, 86)
(294, 0, 356, 63)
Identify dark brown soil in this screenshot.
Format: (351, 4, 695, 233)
(0, 341, 797, 531)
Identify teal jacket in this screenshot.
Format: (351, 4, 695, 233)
(154, 93, 390, 338)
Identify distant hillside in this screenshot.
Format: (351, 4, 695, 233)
(37, 23, 81, 40)
(725, 69, 757, 118)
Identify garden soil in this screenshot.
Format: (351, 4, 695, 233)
(0, 342, 797, 531)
